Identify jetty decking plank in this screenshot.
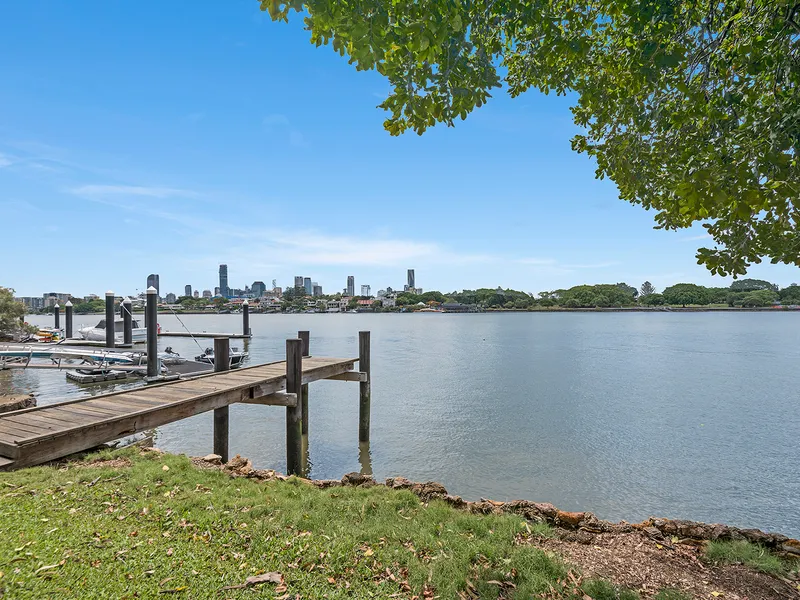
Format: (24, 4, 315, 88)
(0, 357, 357, 469)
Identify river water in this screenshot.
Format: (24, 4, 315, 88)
(6, 312, 800, 537)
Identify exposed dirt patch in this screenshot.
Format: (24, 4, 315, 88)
(537, 530, 799, 599)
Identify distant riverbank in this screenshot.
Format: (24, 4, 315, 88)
(28, 306, 800, 317)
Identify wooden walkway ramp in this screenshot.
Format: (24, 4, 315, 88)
(0, 356, 358, 471)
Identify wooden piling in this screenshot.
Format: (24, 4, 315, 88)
(54, 304, 60, 330)
(213, 337, 230, 463)
(285, 338, 303, 476)
(358, 331, 371, 443)
(145, 287, 158, 376)
(64, 301, 73, 339)
(105, 291, 115, 349)
(298, 331, 310, 435)
(122, 299, 133, 346)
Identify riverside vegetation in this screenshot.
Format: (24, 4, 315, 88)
(1, 449, 797, 599)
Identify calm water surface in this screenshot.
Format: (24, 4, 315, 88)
(7, 312, 800, 537)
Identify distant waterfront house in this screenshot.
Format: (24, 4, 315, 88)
(442, 302, 475, 313)
(381, 297, 396, 308)
(326, 299, 348, 312)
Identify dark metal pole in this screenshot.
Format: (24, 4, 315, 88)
(64, 301, 73, 339)
(298, 331, 310, 435)
(53, 304, 60, 330)
(285, 338, 303, 476)
(243, 300, 250, 337)
(358, 331, 371, 443)
(145, 287, 158, 376)
(213, 337, 230, 463)
(105, 291, 115, 349)
(122, 299, 132, 346)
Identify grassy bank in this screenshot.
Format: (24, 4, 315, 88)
(1, 450, 795, 599)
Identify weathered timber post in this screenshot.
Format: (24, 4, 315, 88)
(54, 304, 61, 330)
(285, 338, 303, 476)
(145, 287, 158, 376)
(64, 301, 73, 339)
(213, 337, 230, 463)
(122, 298, 133, 346)
(105, 291, 116, 349)
(298, 330, 310, 435)
(242, 300, 250, 337)
(359, 331, 371, 442)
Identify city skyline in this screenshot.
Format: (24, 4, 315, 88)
(2, 2, 800, 298)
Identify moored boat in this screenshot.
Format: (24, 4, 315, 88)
(78, 318, 147, 343)
(194, 346, 248, 368)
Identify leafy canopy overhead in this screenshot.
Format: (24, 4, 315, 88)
(262, 0, 800, 276)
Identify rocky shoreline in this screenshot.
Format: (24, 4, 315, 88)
(188, 451, 799, 559)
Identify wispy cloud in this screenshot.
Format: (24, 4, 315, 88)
(262, 114, 291, 130)
(70, 184, 199, 199)
(0, 153, 12, 168)
(289, 131, 307, 148)
(562, 261, 620, 269)
(263, 114, 309, 148)
(680, 233, 712, 242)
(517, 258, 557, 266)
(516, 257, 619, 271)
(185, 112, 205, 123)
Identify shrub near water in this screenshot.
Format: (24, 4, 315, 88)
(0, 450, 575, 599)
(704, 540, 786, 576)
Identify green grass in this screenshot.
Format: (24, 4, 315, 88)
(0, 449, 576, 599)
(653, 589, 692, 600)
(581, 578, 640, 599)
(704, 540, 787, 576)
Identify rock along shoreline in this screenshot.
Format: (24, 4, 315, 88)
(184, 451, 800, 558)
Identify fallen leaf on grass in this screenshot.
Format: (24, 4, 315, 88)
(162, 465, 170, 471)
(158, 587, 187, 594)
(221, 572, 283, 590)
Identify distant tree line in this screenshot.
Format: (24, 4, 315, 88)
(397, 279, 799, 310)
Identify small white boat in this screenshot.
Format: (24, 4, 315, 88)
(159, 347, 186, 365)
(78, 318, 147, 343)
(195, 346, 248, 368)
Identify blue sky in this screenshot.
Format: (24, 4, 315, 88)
(2, 1, 798, 298)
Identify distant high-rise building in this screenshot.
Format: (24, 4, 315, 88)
(214, 287, 221, 296)
(202, 289, 212, 298)
(303, 277, 312, 296)
(252, 281, 267, 297)
(219, 264, 229, 298)
(147, 274, 160, 294)
(407, 269, 415, 290)
(165, 292, 177, 303)
(346, 275, 355, 297)
(193, 290, 200, 298)
(361, 284, 371, 297)
(294, 276, 304, 290)
(43, 293, 71, 307)
(312, 284, 322, 297)
(184, 284, 192, 298)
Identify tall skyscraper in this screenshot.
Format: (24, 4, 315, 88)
(252, 281, 267, 297)
(346, 275, 355, 297)
(294, 276, 304, 290)
(147, 274, 160, 294)
(361, 284, 371, 297)
(407, 269, 415, 289)
(165, 293, 177, 304)
(219, 264, 229, 298)
(303, 277, 312, 296)
(312, 284, 322, 297)
(184, 284, 192, 298)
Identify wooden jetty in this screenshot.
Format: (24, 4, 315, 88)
(158, 331, 250, 339)
(0, 332, 372, 473)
